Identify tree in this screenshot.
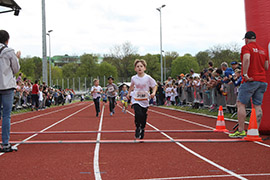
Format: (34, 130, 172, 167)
(19, 56, 42, 82)
(76, 54, 99, 78)
(171, 54, 200, 78)
(97, 62, 118, 85)
(104, 41, 140, 81)
(142, 53, 160, 81)
(62, 63, 79, 79)
(196, 50, 211, 69)
(209, 44, 240, 67)
(164, 51, 179, 77)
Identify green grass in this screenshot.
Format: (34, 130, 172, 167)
(161, 105, 250, 122)
(11, 100, 81, 115)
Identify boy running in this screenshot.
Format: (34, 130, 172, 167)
(105, 77, 118, 116)
(127, 59, 157, 139)
(91, 79, 103, 117)
(119, 85, 129, 113)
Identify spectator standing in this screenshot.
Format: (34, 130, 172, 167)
(38, 86, 43, 111)
(0, 30, 20, 152)
(229, 31, 269, 138)
(31, 80, 39, 111)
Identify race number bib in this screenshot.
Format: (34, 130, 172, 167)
(134, 91, 149, 101)
(123, 96, 128, 101)
(108, 86, 114, 92)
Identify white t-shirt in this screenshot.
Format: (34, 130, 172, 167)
(38, 91, 43, 101)
(165, 87, 172, 97)
(91, 85, 102, 99)
(130, 74, 157, 108)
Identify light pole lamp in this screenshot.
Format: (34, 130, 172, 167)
(47, 30, 53, 87)
(156, 4, 166, 84)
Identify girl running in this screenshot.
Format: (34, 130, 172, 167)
(91, 79, 103, 117)
(127, 59, 157, 139)
(119, 85, 129, 113)
(105, 77, 118, 116)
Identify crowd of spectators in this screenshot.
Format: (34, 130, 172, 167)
(13, 73, 74, 111)
(155, 61, 243, 114)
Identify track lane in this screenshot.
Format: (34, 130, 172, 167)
(98, 105, 246, 180)
(146, 106, 270, 180)
(0, 102, 99, 179)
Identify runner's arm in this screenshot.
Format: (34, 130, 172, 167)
(265, 60, 269, 71)
(242, 53, 253, 81)
(150, 85, 157, 99)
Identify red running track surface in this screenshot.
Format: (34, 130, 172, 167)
(0, 101, 269, 180)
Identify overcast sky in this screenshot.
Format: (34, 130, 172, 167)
(1, 0, 246, 58)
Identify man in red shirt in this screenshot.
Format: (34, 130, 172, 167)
(31, 80, 39, 111)
(229, 31, 269, 138)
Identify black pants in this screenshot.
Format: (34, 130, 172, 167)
(108, 97, 115, 112)
(31, 94, 39, 109)
(133, 104, 148, 129)
(93, 97, 100, 114)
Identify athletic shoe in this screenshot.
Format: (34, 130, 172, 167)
(0, 144, 14, 153)
(135, 127, 141, 139)
(110, 112, 113, 116)
(113, 110, 115, 114)
(96, 112, 99, 117)
(140, 129, 145, 139)
(229, 130, 246, 138)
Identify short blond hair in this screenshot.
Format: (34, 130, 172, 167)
(93, 79, 99, 83)
(134, 59, 147, 67)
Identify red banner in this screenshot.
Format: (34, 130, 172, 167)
(245, 0, 270, 134)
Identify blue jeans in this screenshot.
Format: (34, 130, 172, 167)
(0, 89, 14, 145)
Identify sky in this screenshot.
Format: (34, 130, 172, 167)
(1, 0, 246, 58)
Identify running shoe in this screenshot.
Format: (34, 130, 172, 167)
(135, 127, 141, 139)
(229, 130, 246, 138)
(110, 112, 113, 116)
(0, 144, 15, 153)
(96, 112, 99, 117)
(140, 129, 145, 139)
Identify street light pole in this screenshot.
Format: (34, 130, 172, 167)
(42, 0, 47, 85)
(156, 4, 166, 84)
(163, 50, 166, 81)
(47, 30, 53, 87)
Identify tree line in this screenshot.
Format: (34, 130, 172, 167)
(19, 42, 241, 86)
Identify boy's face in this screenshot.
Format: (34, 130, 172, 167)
(94, 80, 99, 86)
(108, 79, 113, 84)
(135, 62, 146, 74)
(123, 86, 127, 91)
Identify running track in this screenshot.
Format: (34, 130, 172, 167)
(0, 101, 269, 180)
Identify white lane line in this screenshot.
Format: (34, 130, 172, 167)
(0, 103, 93, 156)
(137, 173, 270, 180)
(125, 109, 247, 180)
(0, 102, 83, 128)
(150, 108, 270, 148)
(148, 109, 215, 130)
(94, 105, 105, 180)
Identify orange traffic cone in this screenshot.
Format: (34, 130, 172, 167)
(244, 108, 262, 142)
(214, 106, 228, 132)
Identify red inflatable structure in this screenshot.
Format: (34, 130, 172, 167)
(244, 0, 270, 134)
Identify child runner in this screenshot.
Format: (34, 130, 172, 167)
(119, 85, 129, 113)
(101, 88, 107, 106)
(105, 77, 118, 116)
(91, 79, 103, 117)
(127, 59, 157, 139)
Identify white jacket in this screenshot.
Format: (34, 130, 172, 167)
(0, 43, 20, 90)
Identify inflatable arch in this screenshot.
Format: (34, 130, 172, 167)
(245, 0, 270, 134)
